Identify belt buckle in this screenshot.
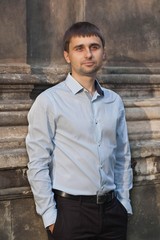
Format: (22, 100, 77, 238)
(96, 193, 106, 204)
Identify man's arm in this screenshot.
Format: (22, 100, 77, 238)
(114, 101, 133, 214)
(47, 224, 54, 234)
(26, 93, 57, 227)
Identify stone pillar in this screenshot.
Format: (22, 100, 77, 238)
(0, 1, 47, 239)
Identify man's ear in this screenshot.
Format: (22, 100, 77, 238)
(64, 51, 71, 63)
(103, 49, 107, 61)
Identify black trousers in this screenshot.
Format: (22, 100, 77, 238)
(47, 195, 128, 240)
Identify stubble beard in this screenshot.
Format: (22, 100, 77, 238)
(79, 63, 102, 76)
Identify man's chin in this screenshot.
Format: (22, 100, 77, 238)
(81, 68, 100, 76)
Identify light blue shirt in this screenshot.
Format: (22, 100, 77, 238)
(26, 73, 133, 228)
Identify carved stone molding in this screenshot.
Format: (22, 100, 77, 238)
(0, 64, 160, 199)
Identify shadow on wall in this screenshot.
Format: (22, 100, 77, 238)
(26, 0, 53, 66)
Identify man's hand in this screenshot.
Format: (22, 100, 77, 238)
(48, 224, 54, 234)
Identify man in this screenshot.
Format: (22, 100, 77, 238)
(26, 22, 133, 240)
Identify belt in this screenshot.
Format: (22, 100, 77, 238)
(53, 189, 115, 204)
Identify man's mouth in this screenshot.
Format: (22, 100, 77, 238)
(83, 62, 95, 66)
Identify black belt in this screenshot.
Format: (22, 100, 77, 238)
(53, 189, 115, 204)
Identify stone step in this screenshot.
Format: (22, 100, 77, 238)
(128, 118, 160, 142)
(101, 66, 160, 75)
(130, 139, 160, 157)
(126, 107, 160, 121)
(0, 148, 28, 169)
(0, 186, 32, 200)
(0, 126, 27, 150)
(100, 73, 160, 84)
(0, 111, 29, 126)
(124, 97, 160, 107)
(0, 100, 32, 111)
(0, 101, 31, 126)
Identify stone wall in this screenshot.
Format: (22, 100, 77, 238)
(0, 1, 160, 239)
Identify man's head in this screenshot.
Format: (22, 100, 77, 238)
(63, 22, 105, 53)
(63, 22, 106, 79)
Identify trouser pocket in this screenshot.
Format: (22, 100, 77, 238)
(46, 229, 54, 240)
(116, 198, 128, 216)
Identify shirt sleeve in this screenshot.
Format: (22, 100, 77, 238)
(114, 98, 133, 214)
(26, 93, 57, 227)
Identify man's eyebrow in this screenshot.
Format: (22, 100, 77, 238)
(73, 43, 101, 49)
(90, 43, 101, 47)
(73, 44, 84, 49)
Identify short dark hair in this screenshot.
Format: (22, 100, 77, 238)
(63, 22, 105, 52)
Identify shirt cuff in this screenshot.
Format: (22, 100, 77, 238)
(42, 207, 57, 228)
(120, 198, 133, 214)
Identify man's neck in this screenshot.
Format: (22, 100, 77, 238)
(72, 73, 96, 95)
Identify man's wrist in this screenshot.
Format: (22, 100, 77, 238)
(46, 224, 54, 234)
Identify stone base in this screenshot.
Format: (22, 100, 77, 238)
(0, 197, 47, 240)
(128, 182, 160, 240)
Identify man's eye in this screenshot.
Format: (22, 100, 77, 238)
(91, 45, 99, 50)
(76, 47, 83, 51)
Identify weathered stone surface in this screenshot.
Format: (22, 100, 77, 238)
(0, 201, 11, 240)
(85, 0, 160, 65)
(0, 0, 160, 239)
(0, 0, 27, 63)
(0, 198, 47, 240)
(128, 182, 160, 240)
(0, 168, 28, 189)
(0, 187, 31, 201)
(0, 64, 31, 74)
(0, 149, 28, 169)
(26, 0, 76, 65)
(11, 198, 47, 240)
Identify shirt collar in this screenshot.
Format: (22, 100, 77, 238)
(95, 80, 104, 96)
(65, 73, 104, 96)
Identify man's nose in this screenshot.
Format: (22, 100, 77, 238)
(85, 48, 92, 58)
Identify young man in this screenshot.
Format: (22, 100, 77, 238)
(26, 22, 133, 240)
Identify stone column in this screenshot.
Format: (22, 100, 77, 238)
(0, 1, 48, 239)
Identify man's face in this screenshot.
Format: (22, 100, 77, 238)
(64, 35, 105, 78)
